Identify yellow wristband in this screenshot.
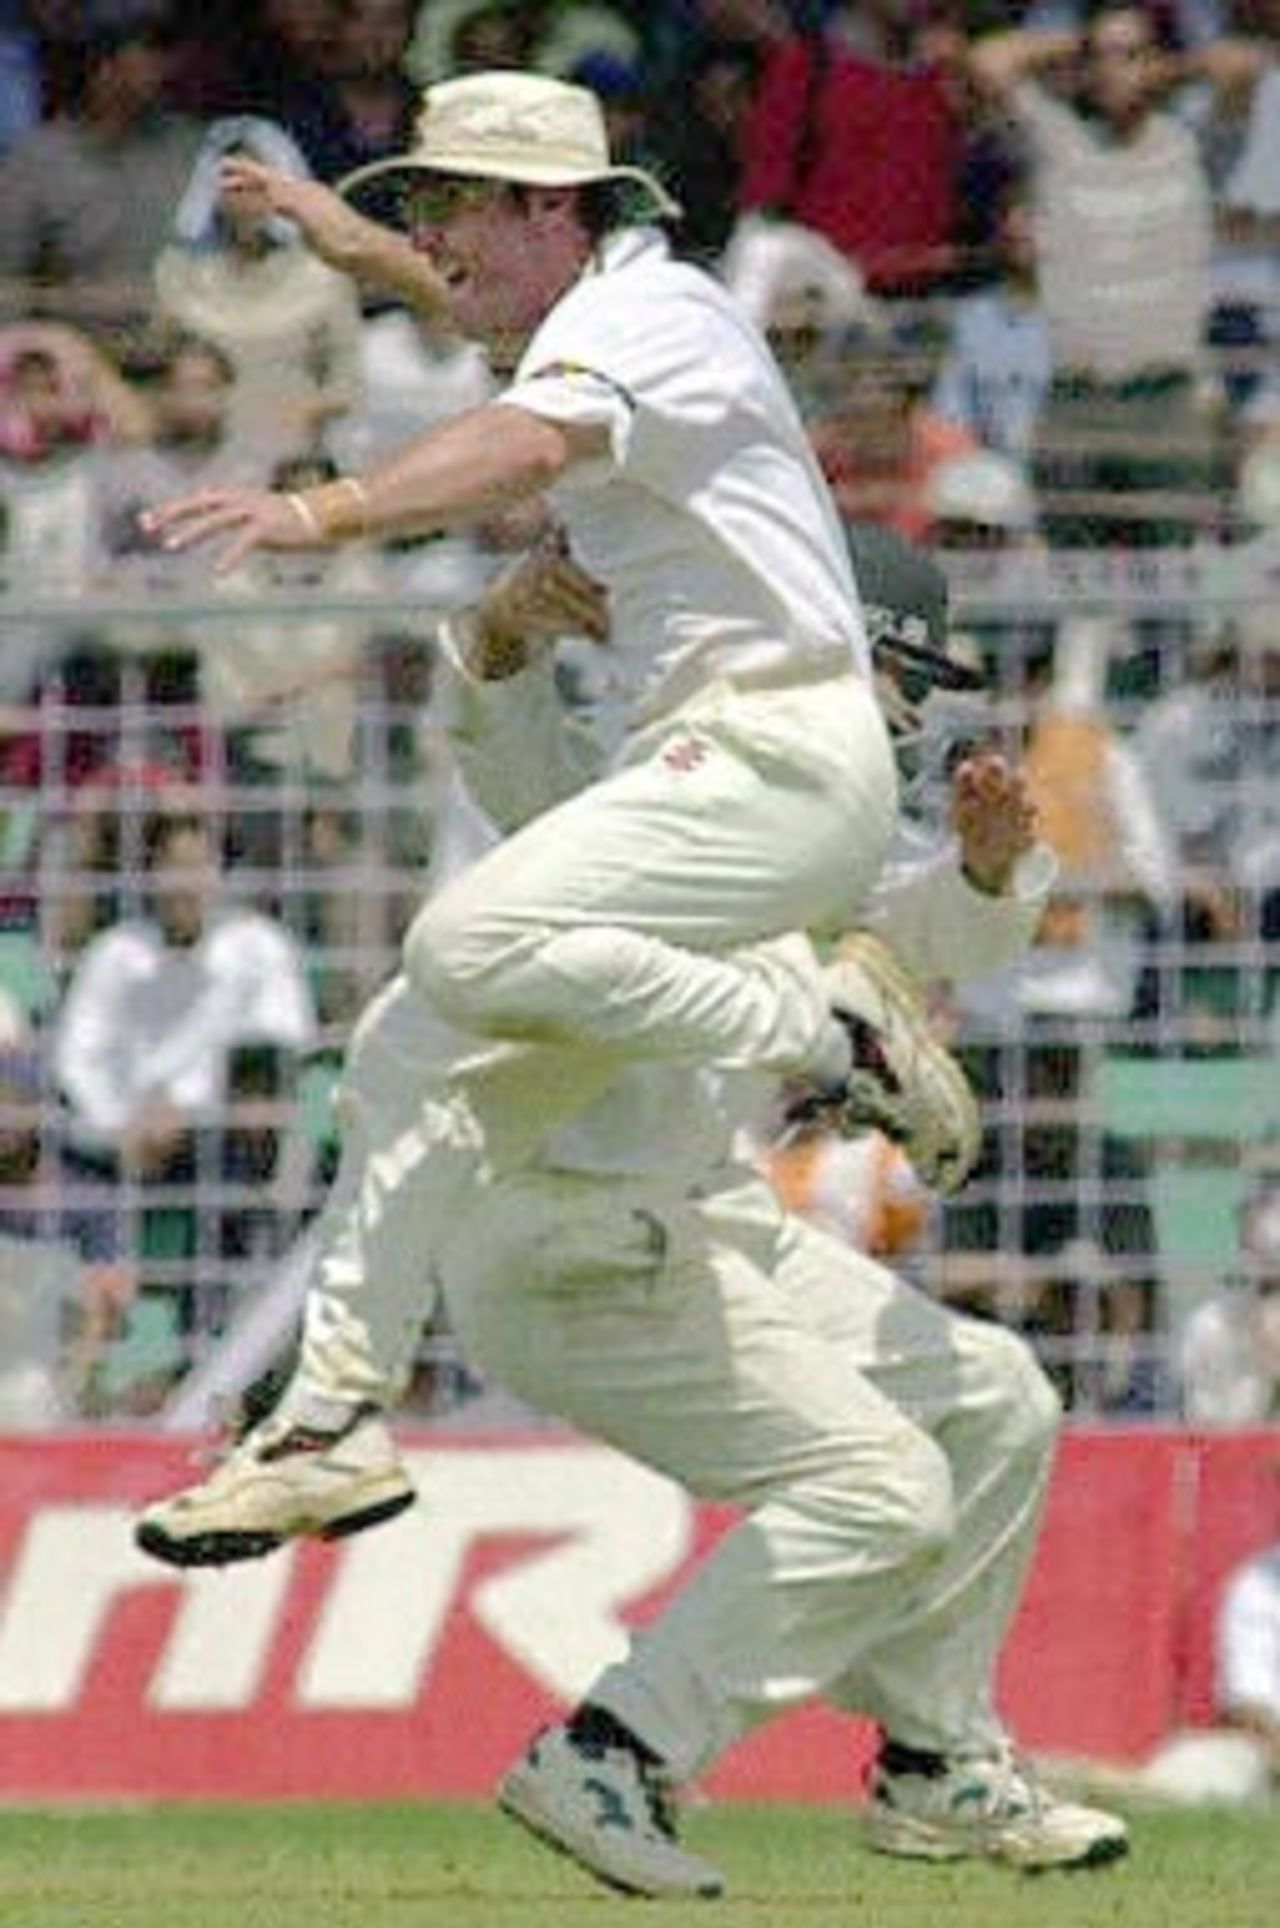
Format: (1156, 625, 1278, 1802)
(285, 492, 323, 540)
(293, 475, 372, 543)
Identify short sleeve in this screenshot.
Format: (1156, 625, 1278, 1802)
(497, 360, 636, 473)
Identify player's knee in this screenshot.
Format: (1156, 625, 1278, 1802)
(977, 1326, 1063, 1461)
(408, 911, 629, 1037)
(1017, 1347, 1063, 1456)
(865, 1431, 956, 1566)
(898, 1434, 957, 1559)
(402, 894, 500, 1029)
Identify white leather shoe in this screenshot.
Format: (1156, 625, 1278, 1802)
(134, 1407, 415, 1567)
(498, 1723, 725, 1899)
(868, 1745, 1129, 1869)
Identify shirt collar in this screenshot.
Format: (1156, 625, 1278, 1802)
(591, 226, 670, 277)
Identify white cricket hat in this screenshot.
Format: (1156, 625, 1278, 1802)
(341, 70, 681, 219)
(925, 450, 1036, 531)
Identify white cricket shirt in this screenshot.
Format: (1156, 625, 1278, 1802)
(497, 228, 871, 725)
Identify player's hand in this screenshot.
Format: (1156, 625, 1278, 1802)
(950, 750, 1037, 895)
(141, 487, 321, 573)
(465, 535, 609, 679)
(221, 158, 364, 267)
(220, 157, 452, 317)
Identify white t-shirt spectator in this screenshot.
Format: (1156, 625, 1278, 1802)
(1012, 80, 1212, 379)
(54, 908, 317, 1145)
(1180, 1287, 1280, 1425)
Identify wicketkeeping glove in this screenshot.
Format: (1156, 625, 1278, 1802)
(785, 932, 981, 1196)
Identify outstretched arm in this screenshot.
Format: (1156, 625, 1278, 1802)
(141, 402, 608, 573)
(220, 156, 453, 325)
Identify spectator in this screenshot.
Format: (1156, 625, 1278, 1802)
(270, 0, 417, 185)
(198, 0, 340, 126)
(1238, 419, 1280, 513)
(1021, 610, 1178, 919)
(330, 288, 492, 474)
(967, 9, 1245, 546)
(90, 334, 275, 737)
(0, 320, 150, 709)
(930, 192, 1054, 464)
(0, 4, 206, 342)
(643, 36, 761, 264)
(807, 331, 980, 543)
(38, 758, 196, 962)
(1190, 20, 1280, 413)
(1129, 600, 1280, 1037)
(735, 11, 966, 294)
(153, 116, 365, 462)
(937, 609, 1173, 1408)
(173, 143, 479, 479)
(406, 1, 641, 88)
(938, 1017, 1164, 1411)
(95, 333, 250, 561)
(720, 213, 881, 346)
(924, 446, 1054, 720)
(0, 334, 108, 616)
(924, 446, 1039, 548)
(1022, 1, 1231, 48)
(1136, 1458, 1280, 1804)
(421, 1, 542, 77)
(203, 448, 381, 784)
(51, 806, 318, 1332)
(1180, 1168, 1280, 1423)
(0, 991, 136, 1422)
(0, 319, 149, 467)
(1215, 1481, 1280, 1796)
(0, 1, 40, 161)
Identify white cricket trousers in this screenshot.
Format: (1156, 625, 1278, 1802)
(285, 954, 846, 1410)
(286, 973, 472, 1410)
(403, 672, 898, 1078)
(439, 1165, 1061, 1782)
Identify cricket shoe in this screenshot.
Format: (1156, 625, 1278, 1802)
(134, 1406, 415, 1568)
(497, 1721, 726, 1899)
(788, 932, 981, 1195)
(867, 1744, 1130, 1870)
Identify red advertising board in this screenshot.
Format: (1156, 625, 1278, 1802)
(0, 1427, 1274, 1802)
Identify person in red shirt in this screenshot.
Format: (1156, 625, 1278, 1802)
(736, 23, 965, 294)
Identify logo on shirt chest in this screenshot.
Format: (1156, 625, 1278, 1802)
(661, 738, 710, 775)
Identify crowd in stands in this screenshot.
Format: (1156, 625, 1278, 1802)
(2, 0, 1280, 1424)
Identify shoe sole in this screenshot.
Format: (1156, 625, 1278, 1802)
(1006, 1831, 1131, 1874)
(869, 1813, 1131, 1872)
(497, 1769, 724, 1901)
(134, 1488, 417, 1569)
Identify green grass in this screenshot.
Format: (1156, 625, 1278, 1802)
(0, 1799, 1275, 1928)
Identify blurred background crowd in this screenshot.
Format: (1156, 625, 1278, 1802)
(2, 0, 1280, 1432)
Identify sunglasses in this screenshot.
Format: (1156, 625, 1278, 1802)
(403, 175, 507, 227)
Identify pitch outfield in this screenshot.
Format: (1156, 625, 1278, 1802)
(2, 1800, 1276, 1928)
